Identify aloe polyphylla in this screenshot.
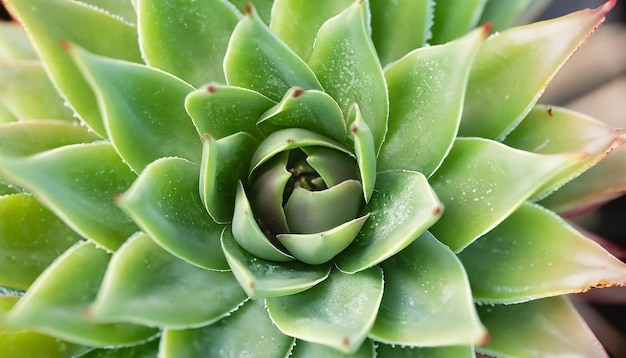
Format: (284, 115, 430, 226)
(1, 0, 626, 356)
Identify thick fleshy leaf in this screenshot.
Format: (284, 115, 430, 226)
(270, 0, 353, 59)
(224, 5, 322, 101)
(76, 339, 159, 358)
(284, 180, 363, 235)
(249, 152, 291, 234)
(303, 147, 359, 187)
(370, 0, 433, 66)
(137, 0, 238, 86)
(0, 321, 87, 358)
(476, 296, 607, 358)
(75, 0, 137, 24)
(0, 194, 80, 291)
(0, 102, 17, 123)
(228, 0, 274, 24)
(379, 27, 485, 176)
(4, 0, 142, 136)
(430, 0, 487, 45)
(258, 87, 347, 143)
(69, 45, 201, 172)
(291, 339, 375, 358)
(458, 202, 626, 304)
(0, 62, 75, 121)
(8, 242, 158, 346)
(459, 1, 614, 140)
(504, 105, 625, 199)
(162, 300, 294, 358)
(0, 22, 37, 61)
(266, 267, 384, 354)
(429, 138, 580, 252)
(91, 232, 247, 329)
(478, 0, 551, 32)
(348, 105, 376, 201)
(186, 83, 275, 140)
(335, 170, 442, 274)
(201, 132, 258, 224)
(370, 232, 487, 347)
(221, 228, 331, 298)
(250, 128, 352, 175)
(0, 143, 138, 251)
(232, 182, 294, 262)
(277, 215, 369, 265)
(307, 0, 388, 151)
(376, 343, 475, 358)
(117, 157, 228, 271)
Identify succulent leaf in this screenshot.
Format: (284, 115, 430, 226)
(370, 231, 487, 347)
(460, 2, 614, 140)
(77, 339, 159, 358)
(307, 0, 388, 151)
(228, 0, 274, 24)
(136, 0, 238, 86)
(266, 267, 384, 354)
(4, 0, 142, 137)
(379, 26, 485, 176)
(291, 338, 376, 358)
(478, 0, 551, 31)
(117, 157, 229, 271)
(0, 21, 37, 60)
(0, 120, 100, 156)
(429, 138, 581, 252)
(76, 0, 137, 24)
(349, 105, 377, 201)
(376, 343, 475, 357)
(430, 0, 487, 45)
(161, 299, 294, 358)
(0, 103, 17, 123)
(91, 232, 247, 329)
(7, 241, 158, 346)
(249, 151, 291, 234)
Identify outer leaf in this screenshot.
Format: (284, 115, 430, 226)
(221, 228, 331, 298)
(476, 296, 607, 358)
(69, 45, 201, 173)
(335, 170, 442, 274)
(270, 0, 353, 59)
(379, 27, 485, 176)
(201, 132, 258, 224)
(0, 194, 80, 291)
(376, 343, 475, 358)
(228, 0, 274, 24)
(224, 5, 322, 102)
(162, 300, 294, 358)
(430, 0, 487, 45)
(75, 0, 137, 24)
(0, 22, 37, 61)
(0, 62, 74, 121)
(307, 0, 388, 151)
(266, 267, 384, 354)
(117, 157, 228, 271)
(91, 232, 247, 329)
(0, 142, 138, 251)
(429, 138, 580, 252)
(478, 0, 551, 32)
(370, 0, 433, 66)
(291, 339, 375, 358)
(4, 0, 142, 136)
(137, 0, 238, 86)
(8, 242, 158, 346)
(370, 232, 487, 347)
(459, 2, 614, 140)
(0, 102, 17, 123)
(458, 202, 626, 304)
(76, 339, 159, 358)
(186, 83, 274, 140)
(504, 105, 625, 199)
(0, 327, 87, 358)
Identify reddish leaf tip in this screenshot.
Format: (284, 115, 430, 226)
(112, 193, 123, 203)
(207, 85, 217, 93)
(203, 133, 212, 141)
(245, 2, 253, 16)
(547, 107, 553, 117)
(482, 22, 493, 37)
(342, 337, 350, 346)
(351, 125, 358, 134)
(433, 206, 442, 216)
(60, 41, 71, 51)
(478, 332, 491, 346)
(292, 88, 305, 98)
(594, 0, 617, 14)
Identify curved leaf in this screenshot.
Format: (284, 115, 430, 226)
(222, 228, 331, 298)
(459, 2, 615, 140)
(8, 242, 158, 347)
(0, 102, 17, 123)
(370, 0, 433, 66)
(91, 232, 247, 329)
(249, 152, 291, 234)
(224, 5, 322, 101)
(307, 0, 388, 151)
(458, 202, 626, 304)
(186, 83, 275, 140)
(379, 26, 485, 176)
(69, 45, 201, 172)
(76, 339, 159, 358)
(430, 0, 487, 45)
(75, 0, 137, 24)
(303, 147, 359, 187)
(429, 138, 580, 252)
(291, 339, 375, 358)
(162, 300, 294, 358)
(348, 105, 376, 201)
(0, 329, 87, 358)
(137, 0, 238, 86)
(4, 0, 142, 136)
(335, 170, 442, 274)
(266, 267, 383, 354)
(228, 0, 274, 24)
(370, 231, 487, 347)
(476, 296, 607, 358)
(0, 194, 81, 291)
(0, 22, 37, 61)
(0, 143, 138, 251)
(117, 157, 228, 271)
(376, 343, 475, 358)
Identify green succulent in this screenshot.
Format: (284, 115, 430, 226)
(1, 0, 626, 356)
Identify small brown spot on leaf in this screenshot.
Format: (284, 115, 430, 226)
(60, 41, 71, 50)
(286, 139, 293, 144)
(245, 2, 253, 15)
(351, 126, 358, 134)
(482, 22, 493, 37)
(203, 133, 212, 141)
(547, 107, 553, 117)
(292, 88, 305, 98)
(433, 206, 442, 216)
(207, 85, 217, 93)
(342, 337, 350, 346)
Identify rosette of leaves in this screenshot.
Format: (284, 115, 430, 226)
(1, 0, 626, 357)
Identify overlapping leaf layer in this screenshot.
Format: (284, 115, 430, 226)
(1, 0, 625, 357)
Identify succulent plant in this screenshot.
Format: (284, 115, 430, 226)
(1, 0, 626, 356)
